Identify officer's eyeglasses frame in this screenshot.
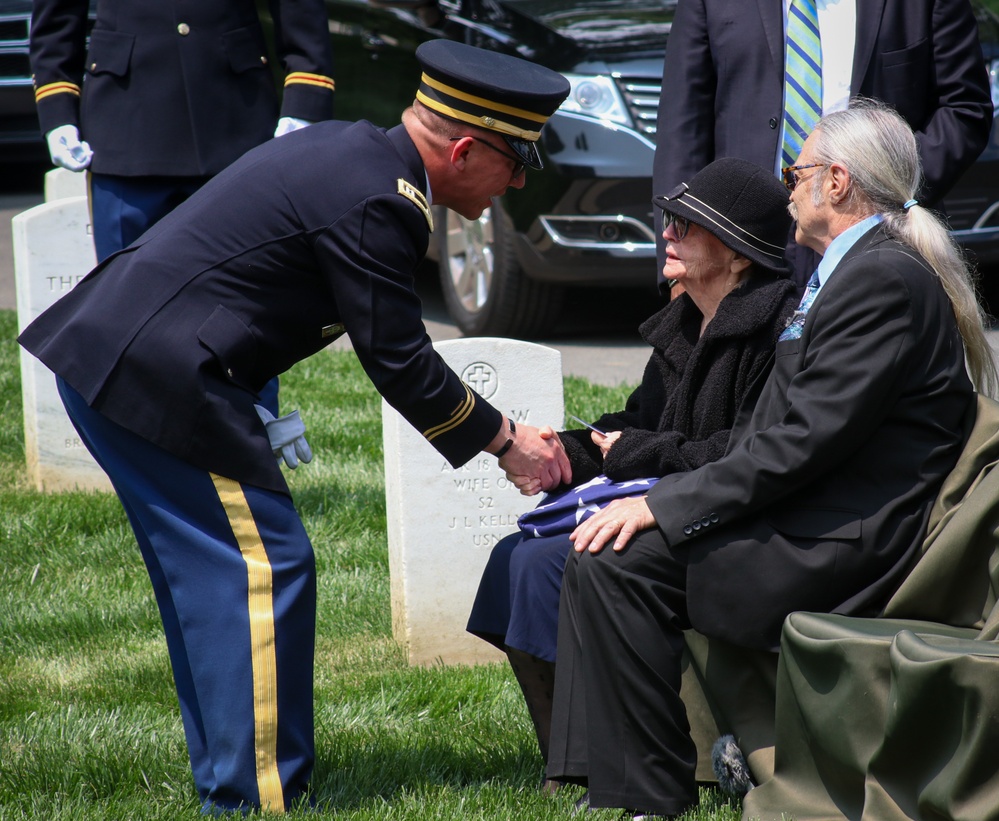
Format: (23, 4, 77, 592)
(450, 136, 527, 182)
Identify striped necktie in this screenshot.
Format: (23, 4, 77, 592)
(779, 269, 820, 341)
(781, 0, 822, 167)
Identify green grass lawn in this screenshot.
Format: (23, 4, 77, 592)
(0, 310, 742, 820)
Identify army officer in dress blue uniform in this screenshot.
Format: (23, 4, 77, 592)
(19, 40, 572, 814)
(29, 0, 335, 261)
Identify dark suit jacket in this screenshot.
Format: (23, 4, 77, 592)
(653, 0, 993, 278)
(29, 0, 335, 176)
(646, 225, 974, 650)
(19, 121, 503, 493)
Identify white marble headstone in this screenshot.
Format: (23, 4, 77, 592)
(44, 167, 88, 202)
(382, 337, 564, 666)
(14, 196, 109, 492)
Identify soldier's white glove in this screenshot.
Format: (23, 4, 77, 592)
(254, 405, 313, 469)
(45, 124, 93, 171)
(273, 116, 310, 138)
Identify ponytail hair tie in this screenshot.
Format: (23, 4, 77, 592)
(903, 199, 918, 210)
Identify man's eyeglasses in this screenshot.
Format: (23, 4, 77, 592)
(450, 136, 527, 182)
(782, 163, 826, 192)
(663, 211, 691, 240)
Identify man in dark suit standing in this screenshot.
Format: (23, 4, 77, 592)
(30, 0, 335, 261)
(544, 100, 998, 818)
(19, 40, 572, 814)
(652, 0, 994, 286)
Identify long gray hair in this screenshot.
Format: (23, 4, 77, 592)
(810, 98, 997, 396)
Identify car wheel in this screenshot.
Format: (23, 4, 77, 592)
(438, 200, 564, 338)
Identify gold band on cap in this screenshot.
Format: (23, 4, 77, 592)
(417, 72, 547, 140)
(417, 90, 541, 141)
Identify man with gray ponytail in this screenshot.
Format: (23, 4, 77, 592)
(544, 99, 997, 818)
(792, 98, 998, 398)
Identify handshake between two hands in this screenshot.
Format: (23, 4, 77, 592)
(496, 422, 570, 496)
(497, 418, 622, 496)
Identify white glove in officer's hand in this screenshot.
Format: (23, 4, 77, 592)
(273, 116, 311, 138)
(46, 124, 93, 171)
(254, 405, 313, 469)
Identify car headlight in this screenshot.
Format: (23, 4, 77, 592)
(559, 74, 632, 127)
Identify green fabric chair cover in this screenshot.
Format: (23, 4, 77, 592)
(863, 631, 999, 821)
(679, 394, 999, 817)
(742, 615, 977, 821)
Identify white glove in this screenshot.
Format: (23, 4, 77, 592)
(254, 405, 313, 469)
(273, 116, 311, 138)
(45, 124, 93, 171)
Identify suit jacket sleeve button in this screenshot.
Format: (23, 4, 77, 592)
(226, 368, 233, 378)
(710, 513, 719, 523)
(683, 525, 693, 536)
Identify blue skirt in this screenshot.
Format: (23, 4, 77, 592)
(466, 530, 573, 663)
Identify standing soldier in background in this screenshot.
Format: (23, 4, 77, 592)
(29, 0, 335, 262)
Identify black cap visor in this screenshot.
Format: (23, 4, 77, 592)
(503, 136, 544, 171)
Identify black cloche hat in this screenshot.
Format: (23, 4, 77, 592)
(654, 157, 792, 275)
(415, 40, 571, 171)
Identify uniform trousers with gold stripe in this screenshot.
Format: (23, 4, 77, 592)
(58, 377, 315, 814)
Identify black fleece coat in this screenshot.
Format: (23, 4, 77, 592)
(560, 274, 798, 485)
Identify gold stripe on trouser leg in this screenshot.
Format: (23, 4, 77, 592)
(210, 473, 285, 814)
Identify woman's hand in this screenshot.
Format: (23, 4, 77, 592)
(570, 495, 655, 554)
(594, 429, 621, 458)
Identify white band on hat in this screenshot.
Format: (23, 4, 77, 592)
(680, 193, 787, 260)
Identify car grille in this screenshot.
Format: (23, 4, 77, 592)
(0, 16, 27, 41)
(615, 76, 661, 141)
(0, 13, 31, 86)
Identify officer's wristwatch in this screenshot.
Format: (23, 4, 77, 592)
(494, 418, 516, 459)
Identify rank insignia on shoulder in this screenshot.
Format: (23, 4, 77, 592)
(397, 179, 433, 231)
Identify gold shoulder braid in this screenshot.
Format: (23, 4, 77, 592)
(396, 179, 433, 231)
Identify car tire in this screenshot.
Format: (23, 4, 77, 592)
(438, 199, 564, 338)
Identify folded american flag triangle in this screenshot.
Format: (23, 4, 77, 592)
(518, 474, 660, 537)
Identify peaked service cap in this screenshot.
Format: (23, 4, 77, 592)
(415, 39, 570, 171)
(654, 157, 792, 275)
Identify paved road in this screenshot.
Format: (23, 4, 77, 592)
(3, 164, 997, 384)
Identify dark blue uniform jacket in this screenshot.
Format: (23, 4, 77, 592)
(19, 121, 503, 493)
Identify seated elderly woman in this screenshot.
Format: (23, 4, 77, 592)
(466, 156, 798, 788)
